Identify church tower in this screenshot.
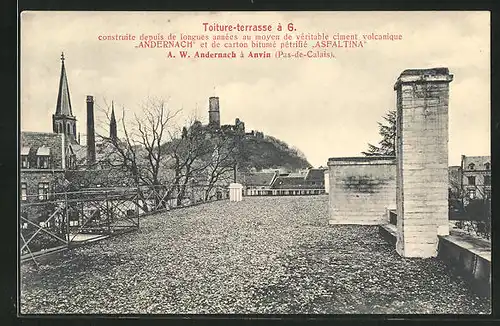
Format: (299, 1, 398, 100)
(52, 52, 77, 142)
(110, 101, 117, 141)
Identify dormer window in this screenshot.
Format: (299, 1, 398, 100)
(21, 147, 30, 168)
(484, 162, 491, 170)
(36, 147, 51, 169)
(468, 163, 475, 170)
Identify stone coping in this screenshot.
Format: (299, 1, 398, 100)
(440, 230, 491, 262)
(380, 223, 397, 238)
(394, 67, 454, 89)
(327, 156, 396, 166)
(379, 224, 491, 262)
(379, 223, 491, 263)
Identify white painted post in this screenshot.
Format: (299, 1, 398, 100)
(229, 183, 243, 202)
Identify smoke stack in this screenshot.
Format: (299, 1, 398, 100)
(208, 96, 220, 128)
(86, 95, 96, 167)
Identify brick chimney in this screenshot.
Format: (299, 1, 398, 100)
(86, 95, 96, 167)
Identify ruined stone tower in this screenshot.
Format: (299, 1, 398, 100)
(208, 96, 221, 128)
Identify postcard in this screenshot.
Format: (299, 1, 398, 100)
(19, 11, 491, 315)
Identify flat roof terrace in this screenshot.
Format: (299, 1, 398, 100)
(20, 196, 490, 314)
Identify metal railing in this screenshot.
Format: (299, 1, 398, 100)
(244, 188, 326, 196)
(19, 184, 229, 265)
(449, 184, 491, 240)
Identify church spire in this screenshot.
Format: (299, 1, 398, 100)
(110, 101, 117, 140)
(55, 52, 74, 117)
(52, 52, 77, 141)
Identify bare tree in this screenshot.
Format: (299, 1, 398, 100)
(163, 120, 214, 205)
(201, 131, 239, 201)
(96, 97, 180, 210)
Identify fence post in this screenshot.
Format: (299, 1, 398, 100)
(65, 191, 69, 244)
(106, 190, 111, 234)
(136, 187, 140, 228)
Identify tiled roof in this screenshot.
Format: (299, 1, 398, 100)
(462, 155, 491, 170)
(243, 172, 276, 186)
(272, 176, 306, 189)
(305, 168, 326, 181)
(20, 132, 65, 169)
(288, 171, 306, 178)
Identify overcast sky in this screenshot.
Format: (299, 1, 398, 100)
(21, 11, 490, 167)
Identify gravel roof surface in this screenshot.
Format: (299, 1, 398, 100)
(20, 195, 490, 314)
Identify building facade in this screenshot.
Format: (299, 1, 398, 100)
(242, 172, 277, 196)
(461, 155, 491, 200)
(21, 53, 81, 203)
(20, 132, 77, 203)
(21, 53, 125, 200)
(242, 168, 326, 196)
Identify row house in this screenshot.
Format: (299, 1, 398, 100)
(242, 167, 327, 196)
(20, 132, 77, 202)
(461, 155, 491, 200)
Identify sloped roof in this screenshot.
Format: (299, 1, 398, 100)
(288, 171, 307, 178)
(272, 176, 306, 189)
(73, 141, 124, 167)
(71, 144, 87, 163)
(462, 155, 491, 170)
(305, 168, 325, 181)
(243, 172, 276, 186)
(21, 132, 65, 169)
(54, 54, 74, 117)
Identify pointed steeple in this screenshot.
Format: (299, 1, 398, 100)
(52, 52, 77, 142)
(110, 101, 117, 140)
(55, 52, 73, 117)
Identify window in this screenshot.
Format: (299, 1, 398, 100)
(21, 147, 30, 168)
(468, 163, 475, 170)
(484, 175, 491, 186)
(37, 156, 49, 169)
(36, 147, 51, 169)
(21, 155, 29, 168)
(467, 176, 476, 186)
(485, 189, 491, 199)
(467, 189, 476, 199)
(38, 182, 49, 200)
(485, 162, 491, 170)
(21, 183, 27, 201)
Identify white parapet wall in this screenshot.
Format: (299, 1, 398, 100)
(328, 156, 396, 225)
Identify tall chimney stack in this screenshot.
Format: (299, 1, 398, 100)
(86, 95, 96, 167)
